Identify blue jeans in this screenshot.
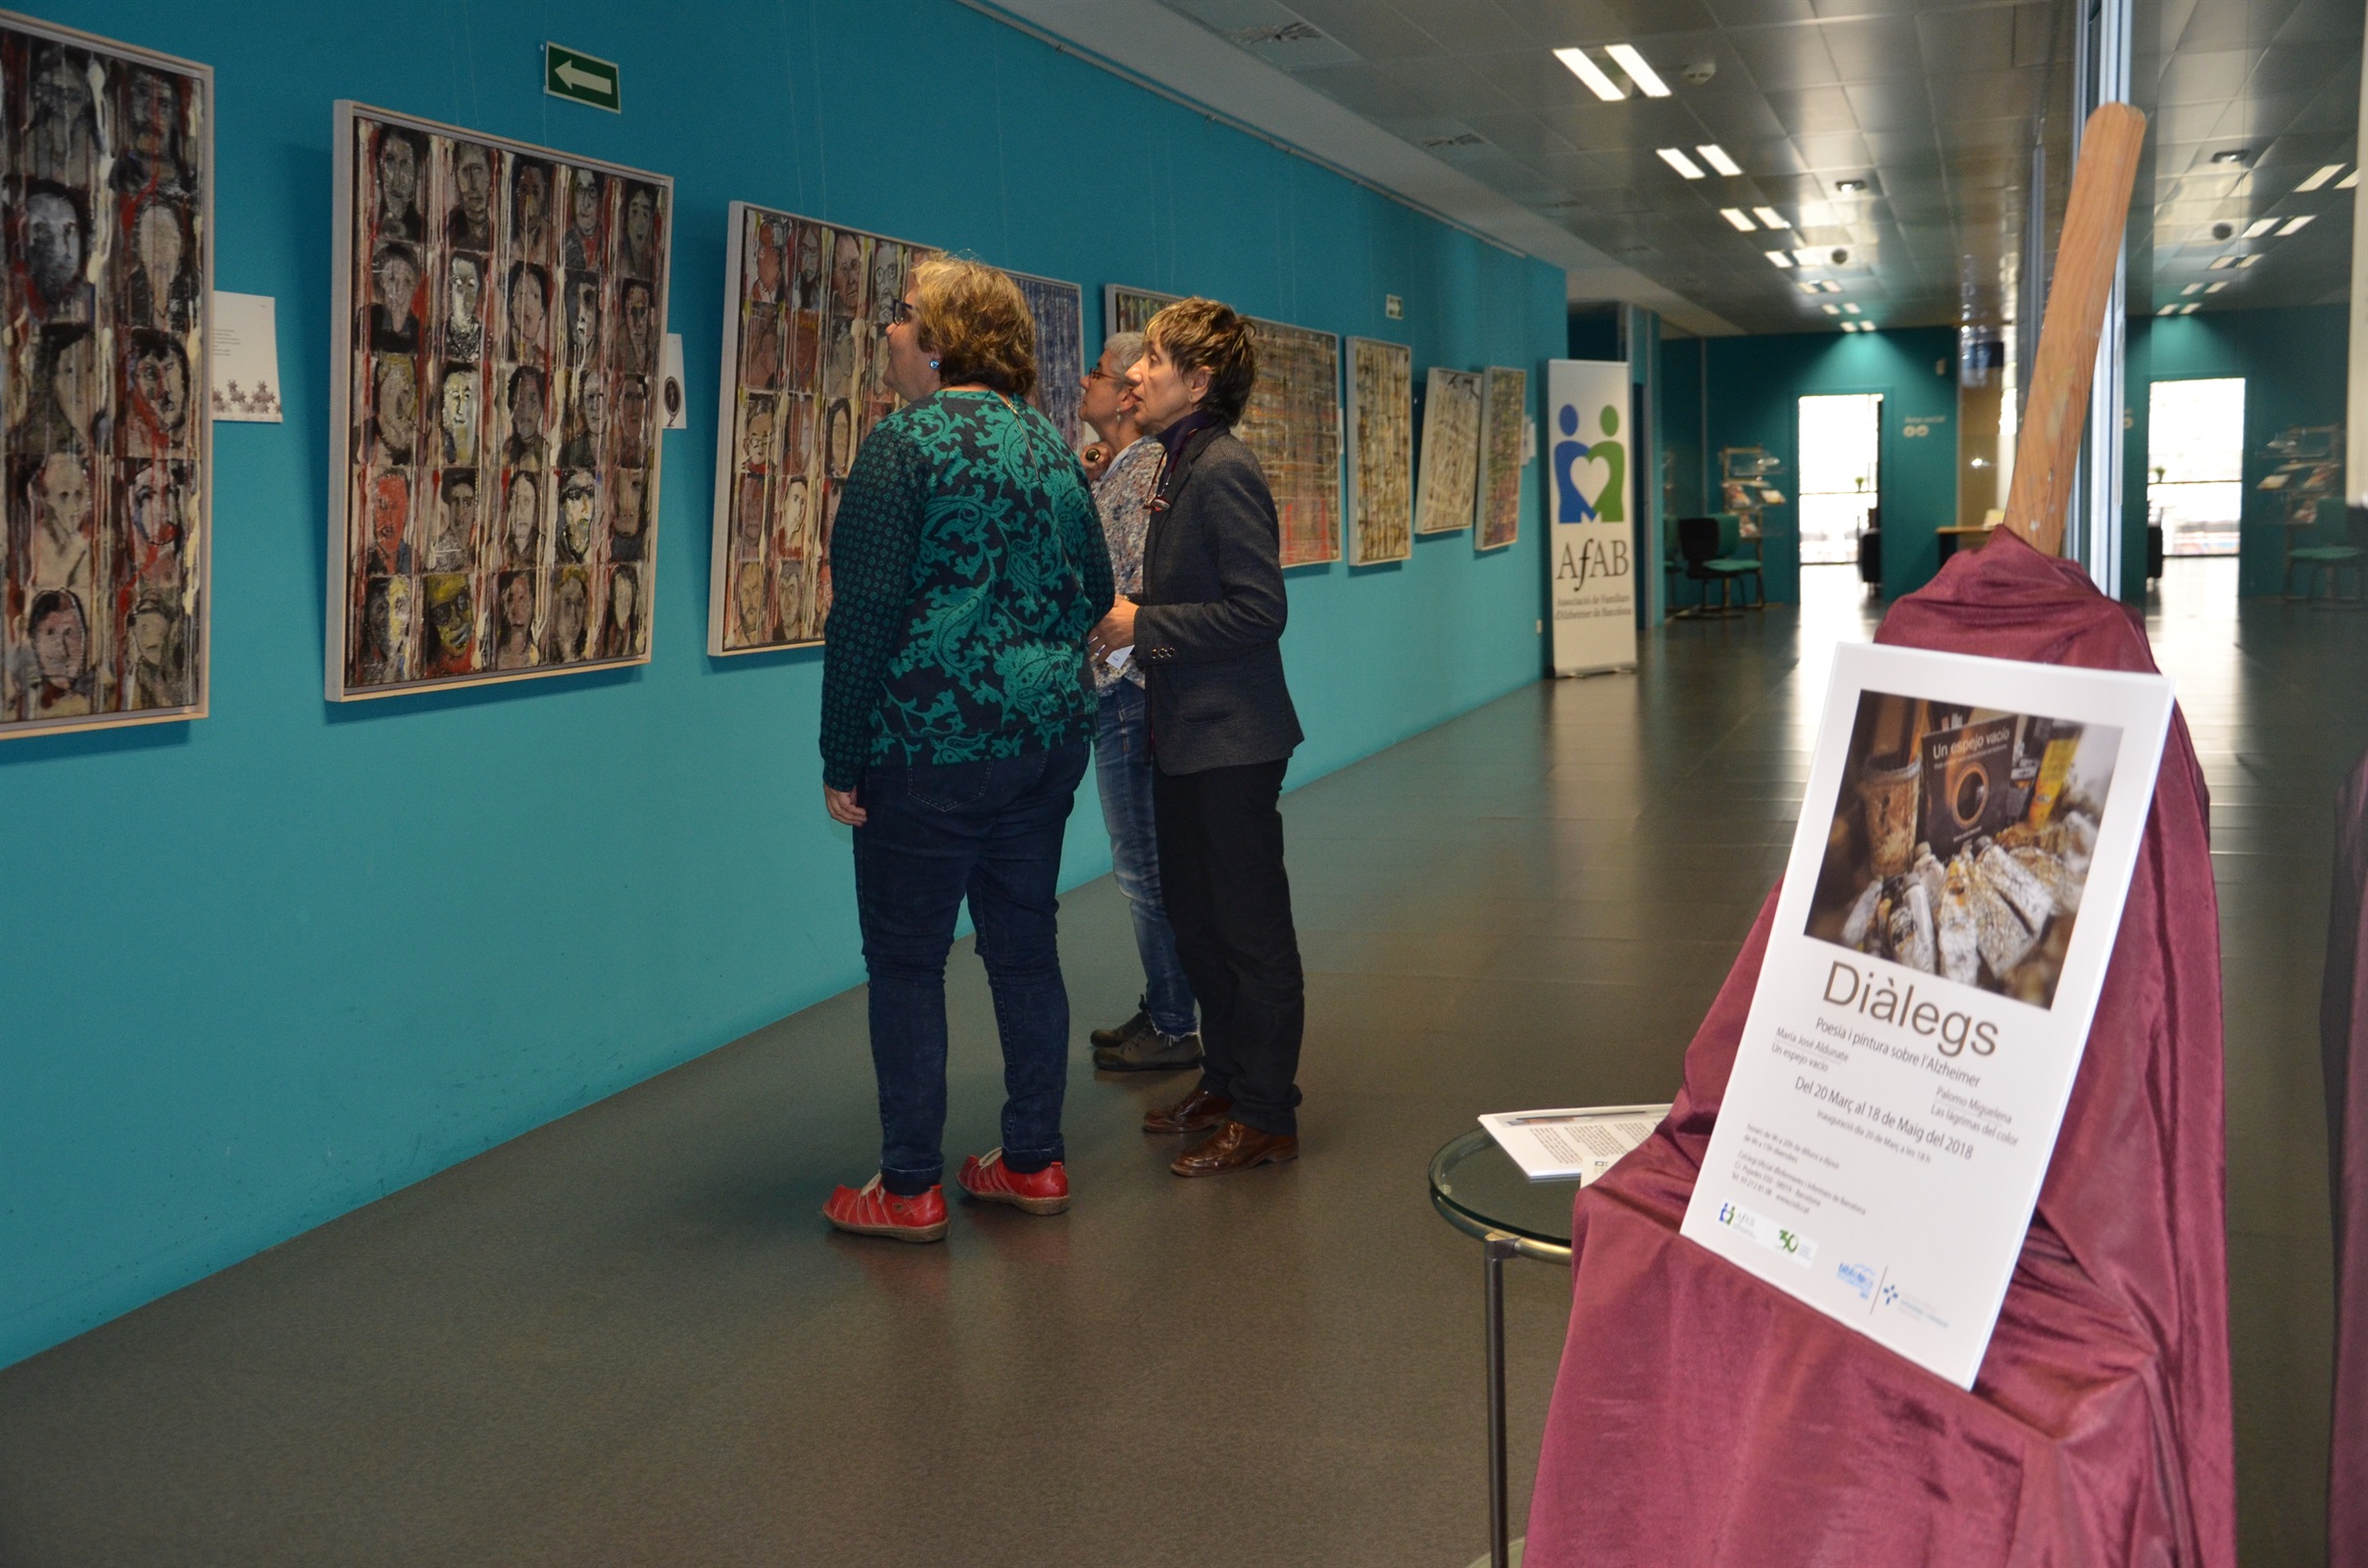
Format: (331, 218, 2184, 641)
(1094, 681, 1198, 1039)
(854, 742, 1089, 1196)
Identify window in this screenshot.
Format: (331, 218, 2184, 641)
(2146, 377, 2245, 557)
(1797, 394, 1882, 565)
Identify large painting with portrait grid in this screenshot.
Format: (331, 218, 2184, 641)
(327, 102, 671, 699)
(0, 13, 211, 738)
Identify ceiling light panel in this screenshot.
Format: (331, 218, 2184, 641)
(2182, 283, 2202, 295)
(2279, 214, 2315, 234)
(1822, 304, 1840, 315)
(2343, 171, 2361, 189)
(1752, 207, 1786, 229)
(1657, 147, 1705, 178)
(1843, 303, 1861, 314)
(1764, 249, 1796, 268)
(2296, 165, 2346, 191)
(2238, 253, 2264, 268)
(1554, 48, 1626, 102)
(2242, 218, 2277, 237)
(1603, 44, 1669, 98)
(1696, 144, 1742, 176)
(2206, 280, 2229, 292)
(1720, 208, 1756, 231)
(2208, 256, 2237, 270)
(2181, 303, 2199, 314)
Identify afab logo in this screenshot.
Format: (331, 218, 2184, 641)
(1554, 402, 1626, 524)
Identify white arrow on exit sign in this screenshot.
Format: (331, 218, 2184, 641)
(544, 43, 620, 112)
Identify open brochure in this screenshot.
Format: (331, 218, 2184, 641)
(1480, 1104, 1670, 1183)
(1679, 642, 2174, 1389)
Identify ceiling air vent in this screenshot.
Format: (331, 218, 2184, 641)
(1417, 132, 1487, 149)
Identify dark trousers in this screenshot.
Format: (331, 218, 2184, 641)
(1153, 759, 1305, 1136)
(854, 742, 1089, 1196)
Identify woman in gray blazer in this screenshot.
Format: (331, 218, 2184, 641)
(1091, 298, 1307, 1177)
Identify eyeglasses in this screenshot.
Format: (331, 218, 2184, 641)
(888, 300, 915, 325)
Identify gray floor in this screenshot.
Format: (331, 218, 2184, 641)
(0, 559, 2346, 1566)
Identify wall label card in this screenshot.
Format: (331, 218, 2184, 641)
(326, 102, 672, 700)
(1545, 359, 1636, 674)
(211, 291, 280, 422)
(0, 16, 214, 738)
(1680, 642, 2175, 1388)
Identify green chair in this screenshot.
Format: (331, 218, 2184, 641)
(2287, 498, 2366, 605)
(1677, 515, 1762, 613)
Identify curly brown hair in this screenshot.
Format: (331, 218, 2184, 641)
(910, 256, 1037, 399)
(1144, 298, 1258, 424)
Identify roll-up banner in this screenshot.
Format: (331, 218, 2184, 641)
(1546, 359, 1639, 676)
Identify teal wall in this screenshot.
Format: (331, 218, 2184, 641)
(2121, 305, 2348, 599)
(0, 0, 1566, 1368)
(1658, 326, 1959, 608)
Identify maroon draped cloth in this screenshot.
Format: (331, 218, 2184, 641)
(2323, 753, 2368, 1568)
(1525, 532, 2233, 1567)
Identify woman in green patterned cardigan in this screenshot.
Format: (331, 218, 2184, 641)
(817, 256, 1113, 1243)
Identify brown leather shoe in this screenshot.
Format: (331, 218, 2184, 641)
(1143, 1086, 1232, 1135)
(1170, 1119, 1299, 1177)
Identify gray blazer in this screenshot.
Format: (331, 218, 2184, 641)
(1135, 427, 1305, 774)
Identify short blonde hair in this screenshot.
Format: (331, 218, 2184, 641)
(910, 256, 1036, 399)
(1144, 298, 1258, 424)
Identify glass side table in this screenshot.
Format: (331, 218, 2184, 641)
(1428, 1130, 1576, 1568)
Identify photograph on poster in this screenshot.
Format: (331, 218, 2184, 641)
(1475, 366, 1527, 551)
(1413, 367, 1481, 535)
(327, 103, 670, 700)
(1010, 270, 1083, 451)
(1107, 283, 1342, 567)
(1807, 691, 2121, 1008)
(1346, 336, 1411, 565)
(710, 202, 939, 654)
(0, 18, 211, 738)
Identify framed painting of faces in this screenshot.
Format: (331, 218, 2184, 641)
(1107, 283, 1342, 568)
(0, 17, 211, 739)
(1009, 270, 1083, 452)
(708, 202, 937, 655)
(1413, 367, 1482, 536)
(1345, 337, 1411, 566)
(1475, 366, 1528, 552)
(327, 103, 671, 700)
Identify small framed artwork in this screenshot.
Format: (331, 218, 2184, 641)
(1475, 366, 1529, 552)
(1345, 337, 1411, 565)
(1413, 367, 1481, 537)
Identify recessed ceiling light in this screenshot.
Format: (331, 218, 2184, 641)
(2242, 218, 2277, 238)
(2181, 302, 2200, 314)
(1835, 177, 1868, 193)
(1799, 281, 1824, 295)
(2297, 165, 2347, 191)
(2210, 149, 2249, 165)
(2343, 170, 2361, 189)
(1821, 304, 1840, 315)
(2182, 282, 2203, 295)
(2157, 305, 2179, 317)
(1764, 249, 1795, 268)
(1696, 143, 1742, 176)
(2238, 253, 2264, 268)
(2279, 214, 2315, 234)
(1554, 47, 1627, 102)
(1720, 207, 1756, 230)
(1843, 302, 1861, 314)
(1604, 44, 1670, 97)
(2206, 279, 2230, 292)
(1751, 206, 1786, 228)
(2208, 256, 2237, 270)
(1657, 147, 1706, 178)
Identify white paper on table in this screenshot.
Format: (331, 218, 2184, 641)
(210, 291, 283, 422)
(661, 332, 688, 429)
(1480, 1103, 1668, 1183)
(1679, 641, 2175, 1389)
(1102, 645, 1132, 674)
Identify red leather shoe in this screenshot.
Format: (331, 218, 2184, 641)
(822, 1175, 948, 1243)
(956, 1149, 1071, 1215)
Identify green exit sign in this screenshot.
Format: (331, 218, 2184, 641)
(544, 42, 620, 112)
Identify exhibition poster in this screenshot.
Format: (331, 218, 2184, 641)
(1680, 641, 2175, 1388)
(1009, 270, 1085, 451)
(1106, 283, 1342, 567)
(327, 103, 671, 698)
(1473, 366, 1527, 551)
(0, 18, 212, 738)
(1544, 359, 1636, 675)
